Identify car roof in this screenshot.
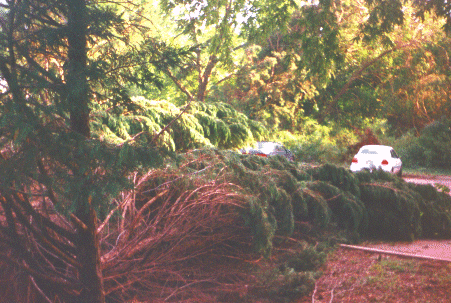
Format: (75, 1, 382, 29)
(255, 141, 282, 146)
(360, 144, 392, 149)
(358, 145, 393, 152)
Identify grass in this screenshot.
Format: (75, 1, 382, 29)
(364, 257, 451, 292)
(378, 259, 417, 273)
(311, 246, 451, 303)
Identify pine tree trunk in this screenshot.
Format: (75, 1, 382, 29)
(67, 0, 90, 138)
(66, 0, 104, 301)
(74, 205, 105, 303)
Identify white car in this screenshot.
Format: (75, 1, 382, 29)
(350, 145, 402, 176)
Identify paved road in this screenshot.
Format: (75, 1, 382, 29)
(352, 240, 451, 262)
(404, 175, 451, 194)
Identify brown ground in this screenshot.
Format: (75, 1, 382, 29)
(299, 243, 451, 303)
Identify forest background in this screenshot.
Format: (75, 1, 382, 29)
(1, 0, 451, 302)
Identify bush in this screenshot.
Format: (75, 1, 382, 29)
(272, 120, 357, 164)
(418, 117, 451, 168)
(389, 130, 425, 168)
(387, 117, 451, 169)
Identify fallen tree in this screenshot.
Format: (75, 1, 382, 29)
(1, 148, 451, 302)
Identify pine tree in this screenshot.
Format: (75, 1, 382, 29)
(0, 1, 161, 301)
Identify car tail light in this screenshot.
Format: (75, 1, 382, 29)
(352, 157, 358, 163)
(381, 159, 389, 165)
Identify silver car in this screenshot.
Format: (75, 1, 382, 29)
(241, 141, 294, 161)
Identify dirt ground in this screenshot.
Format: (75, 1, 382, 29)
(300, 242, 451, 303)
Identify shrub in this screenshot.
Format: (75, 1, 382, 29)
(418, 117, 451, 168)
(389, 130, 425, 168)
(272, 120, 356, 164)
(387, 117, 451, 169)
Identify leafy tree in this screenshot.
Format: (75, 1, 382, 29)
(140, 0, 300, 105)
(308, 0, 451, 130)
(211, 0, 343, 132)
(361, 0, 451, 39)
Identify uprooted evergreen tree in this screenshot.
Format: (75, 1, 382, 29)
(95, 149, 451, 301)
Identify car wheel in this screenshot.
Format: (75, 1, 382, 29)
(396, 168, 402, 177)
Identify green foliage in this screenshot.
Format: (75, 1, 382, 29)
(417, 118, 451, 168)
(92, 97, 267, 151)
(284, 242, 328, 272)
(246, 197, 278, 256)
(359, 180, 423, 241)
(308, 163, 361, 196)
(408, 183, 451, 238)
(389, 117, 451, 169)
(250, 266, 317, 302)
(273, 120, 357, 164)
(354, 169, 451, 240)
(360, 0, 405, 44)
(364, 0, 451, 36)
(161, 150, 451, 250)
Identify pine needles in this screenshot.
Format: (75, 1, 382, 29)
(92, 98, 267, 151)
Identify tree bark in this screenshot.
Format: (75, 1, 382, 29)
(67, 0, 90, 138)
(72, 206, 105, 303)
(66, 1, 104, 302)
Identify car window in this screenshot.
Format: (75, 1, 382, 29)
(390, 149, 399, 158)
(360, 149, 378, 155)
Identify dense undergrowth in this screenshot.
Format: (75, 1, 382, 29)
(1, 148, 451, 302)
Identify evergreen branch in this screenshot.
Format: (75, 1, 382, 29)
(6, 182, 77, 244)
(150, 100, 193, 145)
(124, 189, 169, 241)
(164, 67, 194, 101)
(118, 131, 146, 146)
(214, 72, 236, 86)
(37, 158, 60, 209)
(70, 213, 89, 232)
(140, 163, 215, 195)
(0, 254, 76, 290)
(30, 276, 54, 303)
(26, 1, 65, 28)
(359, 182, 403, 193)
(7, 192, 80, 268)
(18, 47, 65, 88)
(0, 195, 19, 239)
